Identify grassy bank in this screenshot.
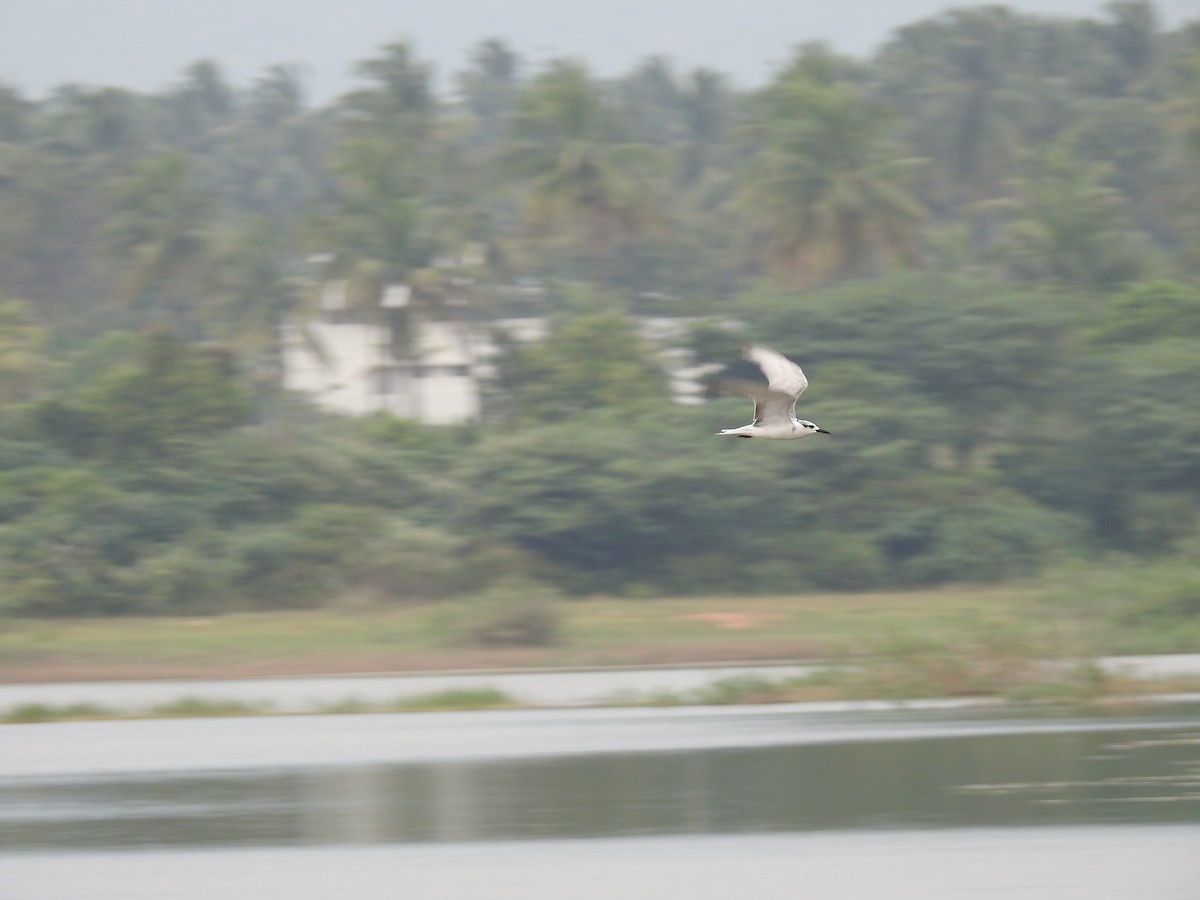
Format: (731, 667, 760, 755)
(2, 576, 1197, 689)
(5, 580, 1200, 723)
(0, 586, 1048, 682)
(1, 686, 521, 724)
(0, 585, 1041, 681)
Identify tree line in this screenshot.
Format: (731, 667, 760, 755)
(1, 3, 1197, 331)
(0, 2, 1197, 615)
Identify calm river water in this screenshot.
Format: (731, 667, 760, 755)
(2, 699, 1198, 899)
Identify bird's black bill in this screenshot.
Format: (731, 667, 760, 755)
(815, 429, 831, 434)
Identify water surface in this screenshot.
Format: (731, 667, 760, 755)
(3, 700, 1198, 898)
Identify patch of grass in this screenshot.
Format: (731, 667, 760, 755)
(691, 673, 819, 705)
(842, 624, 1045, 700)
(605, 610, 1200, 709)
(317, 688, 519, 715)
(385, 686, 518, 712)
(316, 697, 374, 715)
(0, 689, 518, 724)
(2, 702, 115, 724)
(608, 657, 1200, 710)
(607, 670, 852, 708)
(1039, 561, 1200, 655)
(1003, 659, 1112, 704)
(604, 687, 691, 707)
(147, 697, 270, 717)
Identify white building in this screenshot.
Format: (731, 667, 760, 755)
(279, 282, 725, 424)
(280, 316, 480, 423)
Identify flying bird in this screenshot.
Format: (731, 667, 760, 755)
(714, 345, 831, 440)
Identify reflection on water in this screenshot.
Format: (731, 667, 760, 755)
(2, 708, 1198, 852)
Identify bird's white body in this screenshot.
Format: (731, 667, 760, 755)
(718, 420, 819, 440)
(715, 345, 829, 441)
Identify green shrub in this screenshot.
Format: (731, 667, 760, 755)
(795, 532, 889, 591)
(455, 581, 564, 647)
(881, 498, 1082, 584)
(354, 518, 478, 602)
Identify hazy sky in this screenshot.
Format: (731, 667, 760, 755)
(1, 0, 1195, 102)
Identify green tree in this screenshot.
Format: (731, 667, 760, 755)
(155, 60, 235, 149)
(676, 67, 733, 189)
(248, 64, 306, 125)
(616, 57, 684, 148)
(455, 38, 522, 149)
(107, 151, 214, 327)
(501, 59, 666, 270)
(0, 104, 109, 315)
(1091, 1, 1161, 95)
(1001, 332, 1200, 549)
(313, 42, 448, 328)
(340, 41, 435, 143)
(989, 144, 1146, 288)
(0, 299, 49, 405)
(209, 217, 301, 361)
(490, 312, 667, 423)
(214, 65, 329, 223)
(742, 45, 924, 286)
(0, 83, 29, 142)
(38, 85, 142, 160)
(876, 7, 1076, 208)
(454, 406, 809, 593)
(615, 59, 733, 189)
(1161, 50, 1200, 275)
(36, 331, 250, 459)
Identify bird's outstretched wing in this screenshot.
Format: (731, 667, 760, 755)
(743, 345, 808, 400)
(711, 345, 809, 426)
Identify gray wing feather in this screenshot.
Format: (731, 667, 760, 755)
(743, 345, 808, 399)
(712, 346, 810, 426)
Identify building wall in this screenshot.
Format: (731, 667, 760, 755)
(280, 317, 480, 421)
(280, 318, 398, 416)
(280, 313, 720, 424)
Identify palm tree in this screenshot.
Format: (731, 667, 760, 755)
(455, 39, 522, 149)
(500, 59, 665, 269)
(210, 217, 301, 364)
(615, 57, 683, 148)
(340, 41, 434, 144)
(106, 150, 213, 328)
(614, 60, 732, 190)
(875, 7, 1053, 208)
(988, 143, 1146, 288)
(741, 46, 924, 286)
(248, 64, 307, 126)
(38, 86, 141, 160)
(1093, 1, 1160, 94)
(325, 42, 466, 302)
(0, 83, 27, 143)
(319, 137, 425, 298)
(676, 67, 731, 188)
(0, 87, 108, 310)
(213, 65, 329, 224)
(155, 60, 235, 150)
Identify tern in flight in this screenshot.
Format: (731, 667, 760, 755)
(715, 345, 831, 440)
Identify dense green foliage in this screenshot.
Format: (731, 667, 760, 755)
(0, 3, 1198, 616)
(0, 272, 1196, 613)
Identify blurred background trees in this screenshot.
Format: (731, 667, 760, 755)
(0, 2, 1198, 615)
